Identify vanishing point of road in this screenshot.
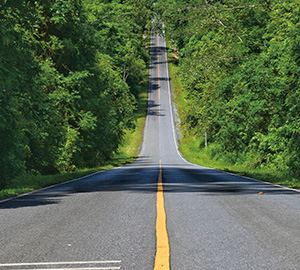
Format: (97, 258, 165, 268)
(1, 34, 300, 270)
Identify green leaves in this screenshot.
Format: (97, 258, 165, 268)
(0, 0, 151, 187)
(159, 1, 300, 175)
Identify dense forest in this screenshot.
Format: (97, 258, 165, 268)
(2, 0, 300, 191)
(0, 0, 153, 189)
(157, 0, 300, 177)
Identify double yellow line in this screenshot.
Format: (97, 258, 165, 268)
(154, 35, 170, 270)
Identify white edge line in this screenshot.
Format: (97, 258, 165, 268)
(222, 169, 300, 193)
(163, 38, 300, 194)
(164, 38, 194, 167)
(0, 261, 121, 266)
(6, 268, 121, 270)
(0, 166, 124, 205)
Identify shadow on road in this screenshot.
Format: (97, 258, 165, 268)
(1, 160, 298, 209)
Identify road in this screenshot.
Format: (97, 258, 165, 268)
(1, 34, 300, 270)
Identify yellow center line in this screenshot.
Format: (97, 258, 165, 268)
(154, 35, 170, 270)
(154, 160, 170, 270)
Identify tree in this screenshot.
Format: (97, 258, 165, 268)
(0, 0, 152, 188)
(157, 0, 300, 174)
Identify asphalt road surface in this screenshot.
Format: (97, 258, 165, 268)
(1, 35, 300, 270)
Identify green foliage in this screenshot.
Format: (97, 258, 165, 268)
(0, 0, 152, 189)
(167, 50, 300, 189)
(158, 1, 300, 177)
